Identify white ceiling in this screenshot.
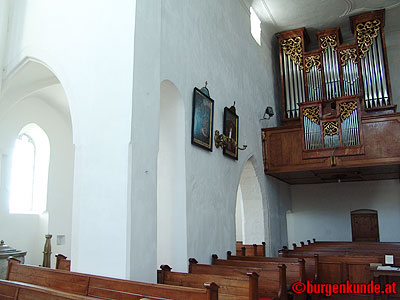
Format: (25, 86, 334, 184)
(1, 61, 71, 122)
(248, 0, 400, 48)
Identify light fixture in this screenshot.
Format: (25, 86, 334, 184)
(260, 106, 274, 120)
(214, 130, 247, 151)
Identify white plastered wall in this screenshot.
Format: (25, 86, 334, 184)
(2, 0, 293, 282)
(160, 0, 291, 263)
(287, 180, 400, 246)
(3, 0, 136, 278)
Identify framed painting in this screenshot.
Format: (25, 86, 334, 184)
(191, 87, 214, 151)
(223, 106, 239, 159)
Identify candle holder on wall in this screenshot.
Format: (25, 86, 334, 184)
(214, 103, 247, 160)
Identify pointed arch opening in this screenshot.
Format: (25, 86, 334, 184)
(1, 59, 74, 267)
(157, 80, 187, 272)
(235, 157, 265, 244)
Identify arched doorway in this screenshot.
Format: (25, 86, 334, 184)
(157, 80, 187, 272)
(235, 158, 265, 244)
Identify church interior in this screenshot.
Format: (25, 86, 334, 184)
(0, 0, 400, 299)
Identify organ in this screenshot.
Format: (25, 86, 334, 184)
(262, 10, 400, 184)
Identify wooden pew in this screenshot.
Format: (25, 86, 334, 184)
(158, 265, 258, 300)
(317, 255, 384, 284)
(0, 280, 104, 300)
(279, 245, 400, 261)
(236, 242, 266, 257)
(212, 254, 306, 290)
(236, 241, 246, 256)
(227, 251, 319, 283)
(287, 241, 400, 255)
(56, 254, 71, 271)
(6, 258, 218, 300)
(7, 258, 89, 296)
(189, 258, 288, 300)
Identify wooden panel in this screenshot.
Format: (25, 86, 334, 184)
(211, 256, 305, 286)
(226, 252, 318, 282)
(8, 264, 89, 295)
(0, 283, 17, 300)
(351, 212, 379, 242)
(262, 113, 400, 184)
(348, 264, 370, 283)
(89, 277, 217, 300)
(6, 260, 217, 300)
(158, 266, 256, 300)
(318, 262, 342, 284)
(188, 261, 285, 300)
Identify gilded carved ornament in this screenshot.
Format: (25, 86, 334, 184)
(340, 48, 358, 66)
(281, 37, 304, 69)
(356, 19, 381, 59)
(304, 55, 322, 73)
(303, 106, 320, 124)
(339, 101, 357, 122)
(323, 121, 339, 136)
(320, 34, 338, 53)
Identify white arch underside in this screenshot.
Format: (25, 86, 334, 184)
(157, 80, 187, 272)
(236, 158, 265, 244)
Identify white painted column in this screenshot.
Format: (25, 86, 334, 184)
(129, 0, 161, 283)
(71, 137, 131, 278)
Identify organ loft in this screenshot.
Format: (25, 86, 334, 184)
(262, 10, 400, 184)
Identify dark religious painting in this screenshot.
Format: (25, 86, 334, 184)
(191, 87, 214, 151)
(223, 106, 239, 159)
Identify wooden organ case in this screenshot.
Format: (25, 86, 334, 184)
(262, 10, 400, 184)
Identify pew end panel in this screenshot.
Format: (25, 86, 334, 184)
(55, 254, 71, 271)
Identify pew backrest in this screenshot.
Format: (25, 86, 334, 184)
(227, 251, 318, 282)
(6, 258, 218, 300)
(158, 265, 258, 300)
(0, 280, 104, 300)
(189, 258, 287, 300)
(212, 254, 306, 285)
(7, 258, 89, 295)
(235, 243, 266, 257)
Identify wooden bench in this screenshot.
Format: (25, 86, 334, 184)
(6, 258, 218, 300)
(286, 241, 400, 256)
(279, 245, 400, 261)
(316, 255, 385, 284)
(189, 258, 287, 300)
(279, 252, 390, 283)
(227, 251, 319, 283)
(158, 265, 259, 300)
(212, 255, 306, 289)
(56, 254, 71, 271)
(236, 242, 266, 257)
(0, 280, 103, 300)
(212, 255, 307, 300)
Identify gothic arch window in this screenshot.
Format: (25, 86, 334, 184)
(9, 123, 50, 214)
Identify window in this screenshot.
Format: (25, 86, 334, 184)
(250, 7, 261, 46)
(9, 124, 50, 214)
